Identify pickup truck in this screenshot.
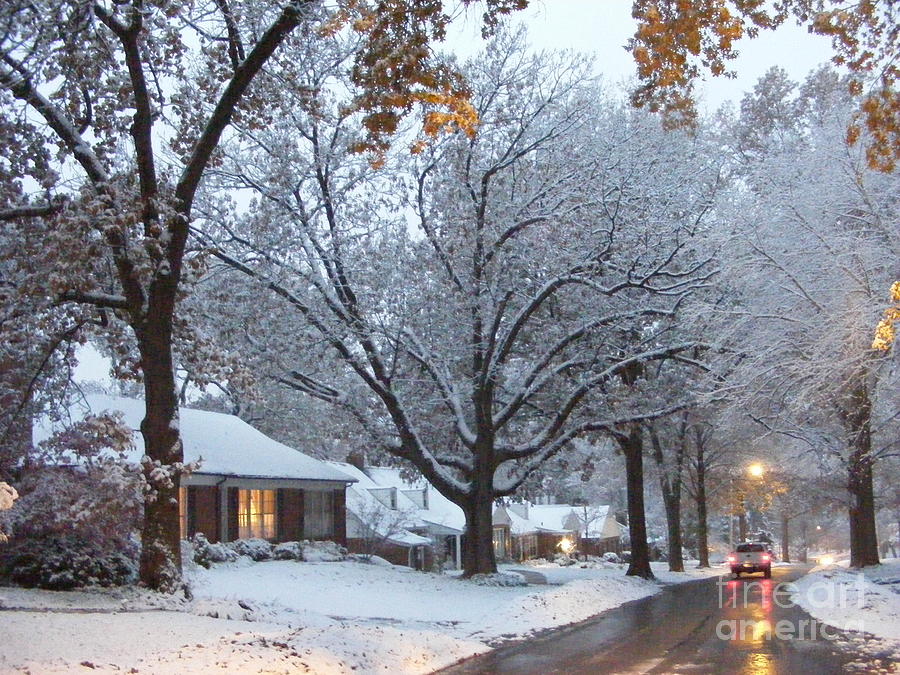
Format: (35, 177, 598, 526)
(728, 543, 772, 578)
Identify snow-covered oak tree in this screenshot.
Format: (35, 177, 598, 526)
(719, 66, 899, 567)
(202, 32, 722, 576)
(0, 0, 529, 591)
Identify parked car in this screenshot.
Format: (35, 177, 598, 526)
(728, 543, 772, 578)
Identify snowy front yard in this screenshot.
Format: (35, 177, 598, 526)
(791, 557, 900, 668)
(0, 557, 723, 674)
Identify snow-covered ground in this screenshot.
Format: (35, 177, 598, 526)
(792, 557, 900, 671)
(0, 557, 725, 674)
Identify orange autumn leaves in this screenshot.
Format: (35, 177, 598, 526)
(630, 0, 898, 171)
(872, 282, 900, 352)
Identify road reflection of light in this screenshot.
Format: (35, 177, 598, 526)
(759, 579, 773, 612)
(741, 580, 776, 675)
(743, 651, 775, 674)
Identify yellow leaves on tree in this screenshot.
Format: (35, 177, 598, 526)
(630, 0, 898, 172)
(872, 281, 900, 351)
(324, 0, 525, 160)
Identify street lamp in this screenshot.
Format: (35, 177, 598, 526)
(747, 463, 765, 478)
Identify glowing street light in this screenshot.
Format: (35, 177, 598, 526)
(558, 537, 575, 555)
(747, 463, 765, 478)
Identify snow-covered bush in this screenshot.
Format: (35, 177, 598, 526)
(272, 541, 304, 560)
(300, 540, 347, 562)
(553, 553, 576, 566)
(0, 534, 138, 590)
(191, 533, 238, 567)
(0, 461, 142, 589)
(467, 572, 527, 587)
(602, 552, 622, 564)
(229, 538, 273, 561)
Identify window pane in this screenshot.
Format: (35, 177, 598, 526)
(237, 489, 277, 540)
(304, 490, 334, 539)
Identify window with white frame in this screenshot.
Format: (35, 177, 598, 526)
(237, 489, 277, 540)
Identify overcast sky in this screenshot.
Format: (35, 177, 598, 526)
(445, 0, 836, 112)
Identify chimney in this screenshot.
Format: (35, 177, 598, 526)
(346, 449, 366, 472)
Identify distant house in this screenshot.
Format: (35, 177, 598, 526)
(328, 462, 467, 569)
(493, 502, 570, 560)
(528, 503, 624, 556)
(327, 461, 432, 569)
(33, 395, 356, 545)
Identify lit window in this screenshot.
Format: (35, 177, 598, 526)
(179, 486, 188, 540)
(304, 490, 334, 539)
(237, 489, 277, 540)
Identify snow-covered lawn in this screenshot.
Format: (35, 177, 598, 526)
(791, 557, 900, 670)
(792, 558, 900, 640)
(0, 557, 727, 674)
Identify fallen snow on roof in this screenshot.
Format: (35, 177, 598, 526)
(33, 395, 354, 483)
(326, 462, 430, 547)
(364, 466, 466, 534)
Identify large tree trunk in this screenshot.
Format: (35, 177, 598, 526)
(460, 457, 497, 577)
(620, 425, 653, 579)
(695, 449, 710, 568)
(847, 453, 880, 568)
(780, 513, 791, 563)
(844, 381, 880, 569)
(650, 427, 684, 572)
(662, 486, 684, 572)
(137, 310, 185, 594)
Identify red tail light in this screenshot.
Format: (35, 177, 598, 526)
(762, 554, 771, 562)
(727, 555, 736, 563)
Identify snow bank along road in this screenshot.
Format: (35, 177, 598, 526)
(438, 564, 900, 674)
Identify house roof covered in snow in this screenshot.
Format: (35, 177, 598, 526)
(355, 466, 466, 535)
(523, 503, 619, 539)
(33, 395, 355, 484)
(326, 461, 430, 547)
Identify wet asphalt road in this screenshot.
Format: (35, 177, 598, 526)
(438, 566, 867, 674)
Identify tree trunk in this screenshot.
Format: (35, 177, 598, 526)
(137, 315, 185, 594)
(847, 452, 880, 568)
(780, 513, 791, 563)
(620, 425, 653, 579)
(738, 508, 747, 543)
(844, 380, 880, 569)
(662, 486, 684, 572)
(649, 426, 683, 572)
(695, 452, 710, 568)
(460, 460, 497, 577)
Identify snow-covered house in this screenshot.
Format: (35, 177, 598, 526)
(329, 463, 466, 569)
(526, 503, 625, 556)
(326, 461, 432, 569)
(361, 466, 468, 570)
(492, 502, 571, 561)
(34, 395, 356, 545)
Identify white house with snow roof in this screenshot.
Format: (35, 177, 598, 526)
(34, 395, 356, 545)
(493, 501, 625, 560)
(325, 462, 466, 569)
(326, 461, 433, 568)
